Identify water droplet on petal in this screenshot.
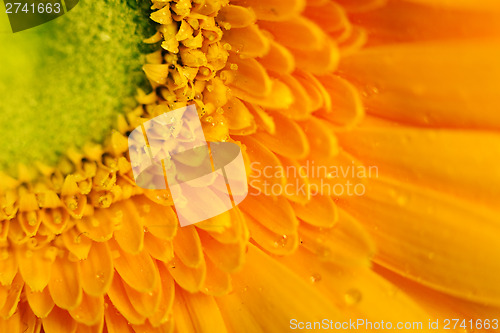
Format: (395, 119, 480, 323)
(344, 289, 362, 306)
(310, 273, 322, 283)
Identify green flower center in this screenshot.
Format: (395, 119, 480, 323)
(0, 0, 156, 176)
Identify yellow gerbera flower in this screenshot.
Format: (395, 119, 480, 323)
(0, 0, 499, 332)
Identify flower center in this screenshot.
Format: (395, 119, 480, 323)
(0, 0, 156, 177)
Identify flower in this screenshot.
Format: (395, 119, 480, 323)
(1, 0, 500, 332)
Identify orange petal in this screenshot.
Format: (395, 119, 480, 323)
(238, 136, 286, 193)
(123, 273, 161, 318)
(76, 211, 115, 243)
(298, 117, 340, 164)
(340, 41, 500, 129)
(62, 227, 92, 260)
(136, 196, 178, 241)
(25, 285, 55, 318)
(277, 156, 311, 204)
(216, 5, 256, 28)
(42, 306, 77, 333)
(112, 242, 159, 293)
(144, 233, 174, 263)
(240, 188, 299, 235)
(199, 230, 245, 273)
(223, 25, 270, 58)
(299, 209, 375, 266)
(259, 17, 324, 50)
(315, 74, 364, 128)
(0, 272, 23, 318)
(232, 0, 305, 21)
(173, 286, 228, 333)
(258, 39, 295, 75)
(48, 253, 83, 310)
(149, 264, 175, 327)
(201, 255, 232, 297)
(164, 257, 206, 294)
(0, 246, 17, 286)
(68, 293, 103, 326)
(290, 194, 338, 228)
(172, 226, 203, 268)
(279, 248, 430, 323)
(242, 211, 299, 256)
(337, 119, 500, 207)
(17, 245, 57, 291)
(80, 242, 114, 297)
(112, 200, 144, 254)
(227, 55, 272, 98)
(251, 113, 309, 159)
(217, 244, 340, 332)
(104, 300, 134, 333)
(340, 176, 500, 305)
(107, 277, 145, 325)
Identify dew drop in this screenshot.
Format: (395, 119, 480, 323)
(96, 272, 105, 283)
(310, 273, 322, 283)
(344, 289, 362, 306)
